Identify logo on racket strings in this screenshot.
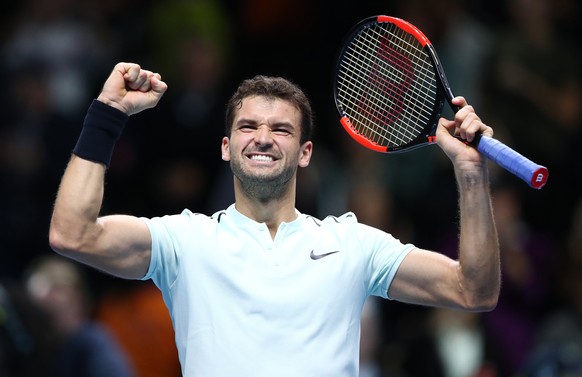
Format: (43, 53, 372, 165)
(358, 35, 414, 127)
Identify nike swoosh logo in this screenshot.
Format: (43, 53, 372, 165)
(310, 250, 340, 260)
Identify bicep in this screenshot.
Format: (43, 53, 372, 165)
(81, 215, 152, 279)
(388, 248, 466, 309)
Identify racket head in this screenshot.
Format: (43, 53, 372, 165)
(334, 15, 447, 153)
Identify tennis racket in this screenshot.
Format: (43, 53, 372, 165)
(333, 15, 548, 189)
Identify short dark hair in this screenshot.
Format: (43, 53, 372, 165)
(224, 75, 314, 144)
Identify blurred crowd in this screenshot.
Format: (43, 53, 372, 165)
(0, 0, 581, 376)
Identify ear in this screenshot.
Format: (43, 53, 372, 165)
(221, 137, 231, 161)
(298, 141, 313, 168)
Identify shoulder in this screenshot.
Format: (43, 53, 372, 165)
(305, 212, 409, 246)
(298, 212, 367, 242)
(165, 208, 220, 224)
(143, 209, 220, 238)
(302, 212, 358, 227)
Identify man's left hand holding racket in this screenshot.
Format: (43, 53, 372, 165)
(437, 96, 495, 180)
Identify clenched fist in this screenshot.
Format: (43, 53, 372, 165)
(96, 62, 168, 115)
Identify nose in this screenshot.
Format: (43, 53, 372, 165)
(254, 125, 273, 146)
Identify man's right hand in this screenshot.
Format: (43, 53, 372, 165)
(97, 62, 168, 115)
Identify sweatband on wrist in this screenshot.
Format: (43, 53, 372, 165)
(73, 99, 129, 167)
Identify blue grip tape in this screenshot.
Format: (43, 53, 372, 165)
(477, 135, 548, 189)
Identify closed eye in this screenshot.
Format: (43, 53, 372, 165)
(272, 128, 292, 136)
(234, 119, 296, 136)
(271, 122, 296, 136)
(238, 124, 257, 132)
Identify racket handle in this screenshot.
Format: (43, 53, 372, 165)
(475, 135, 548, 189)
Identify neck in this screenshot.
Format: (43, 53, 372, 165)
(234, 180, 298, 239)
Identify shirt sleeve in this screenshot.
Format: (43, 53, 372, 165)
(358, 223, 415, 299)
(140, 214, 183, 294)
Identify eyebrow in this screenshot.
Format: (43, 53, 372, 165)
(235, 118, 257, 126)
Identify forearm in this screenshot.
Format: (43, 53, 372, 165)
(50, 154, 153, 279)
(455, 164, 500, 310)
(49, 155, 107, 254)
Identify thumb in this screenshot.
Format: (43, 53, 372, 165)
(150, 74, 168, 97)
(436, 117, 455, 138)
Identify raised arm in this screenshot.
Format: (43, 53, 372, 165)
(389, 97, 500, 311)
(49, 63, 168, 279)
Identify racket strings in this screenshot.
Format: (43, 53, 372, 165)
(346, 26, 434, 143)
(337, 22, 438, 148)
(341, 24, 435, 140)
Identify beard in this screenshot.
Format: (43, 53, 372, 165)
(229, 157, 297, 201)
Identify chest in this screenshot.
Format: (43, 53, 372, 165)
(179, 222, 365, 320)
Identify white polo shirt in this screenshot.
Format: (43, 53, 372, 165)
(142, 204, 414, 377)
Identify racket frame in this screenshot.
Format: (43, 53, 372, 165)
(334, 16, 452, 153)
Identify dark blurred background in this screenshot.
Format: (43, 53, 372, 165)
(0, 0, 581, 376)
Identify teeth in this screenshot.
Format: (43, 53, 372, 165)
(251, 155, 273, 162)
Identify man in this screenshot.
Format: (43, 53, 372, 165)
(49, 62, 500, 376)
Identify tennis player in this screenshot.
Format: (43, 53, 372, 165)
(49, 62, 500, 377)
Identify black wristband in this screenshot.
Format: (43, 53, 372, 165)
(73, 99, 129, 167)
